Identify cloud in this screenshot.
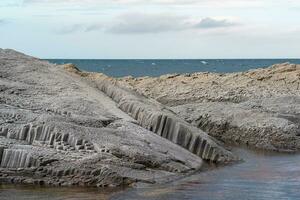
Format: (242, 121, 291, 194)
(0, 19, 8, 25)
(22, 0, 201, 5)
(55, 13, 239, 34)
(107, 13, 189, 34)
(55, 24, 84, 34)
(112, 0, 199, 5)
(85, 24, 103, 32)
(22, 0, 263, 8)
(105, 13, 238, 34)
(23, 0, 99, 4)
(55, 23, 103, 34)
(196, 17, 238, 29)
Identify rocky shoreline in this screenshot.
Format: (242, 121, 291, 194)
(120, 63, 300, 152)
(0, 49, 299, 188)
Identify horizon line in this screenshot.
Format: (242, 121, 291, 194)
(43, 58, 300, 60)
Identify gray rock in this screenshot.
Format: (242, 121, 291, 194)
(88, 74, 236, 163)
(0, 49, 208, 187)
(119, 62, 300, 107)
(119, 61, 300, 153)
(173, 96, 300, 152)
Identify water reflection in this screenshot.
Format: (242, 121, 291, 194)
(112, 148, 300, 200)
(0, 184, 125, 200)
(1, 148, 300, 200)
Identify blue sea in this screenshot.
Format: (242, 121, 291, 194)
(46, 59, 300, 77)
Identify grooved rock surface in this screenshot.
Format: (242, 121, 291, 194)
(173, 96, 300, 152)
(84, 74, 236, 163)
(62, 63, 237, 163)
(119, 64, 300, 152)
(0, 49, 206, 187)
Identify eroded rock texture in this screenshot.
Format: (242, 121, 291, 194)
(120, 63, 300, 106)
(0, 49, 210, 187)
(119, 63, 300, 152)
(173, 96, 300, 152)
(86, 75, 236, 163)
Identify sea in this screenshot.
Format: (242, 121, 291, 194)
(46, 59, 300, 77)
(1, 59, 300, 200)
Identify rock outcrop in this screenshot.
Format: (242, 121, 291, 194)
(4, 48, 297, 188)
(120, 63, 300, 106)
(173, 96, 300, 152)
(119, 63, 300, 152)
(67, 71, 236, 163)
(0, 49, 208, 187)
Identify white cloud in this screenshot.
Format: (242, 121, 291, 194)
(55, 24, 84, 34)
(23, 0, 93, 4)
(56, 13, 239, 34)
(22, 0, 264, 7)
(196, 17, 238, 29)
(107, 13, 189, 34)
(85, 24, 103, 32)
(107, 13, 238, 34)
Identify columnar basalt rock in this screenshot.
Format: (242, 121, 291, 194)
(0, 144, 126, 187)
(3, 123, 96, 152)
(0, 149, 37, 168)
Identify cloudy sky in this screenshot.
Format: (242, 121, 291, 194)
(0, 0, 300, 58)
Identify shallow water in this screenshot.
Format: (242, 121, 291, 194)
(46, 59, 300, 77)
(0, 184, 125, 200)
(112, 148, 300, 200)
(1, 148, 300, 200)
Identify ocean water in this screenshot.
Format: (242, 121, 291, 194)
(46, 59, 300, 77)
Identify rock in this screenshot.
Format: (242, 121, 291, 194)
(118, 64, 300, 152)
(173, 96, 300, 152)
(119, 63, 300, 106)
(84, 74, 236, 163)
(0, 49, 205, 187)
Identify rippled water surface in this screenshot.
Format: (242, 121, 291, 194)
(1, 148, 300, 200)
(111, 148, 300, 200)
(46, 59, 300, 77)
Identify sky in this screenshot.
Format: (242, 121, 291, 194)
(0, 0, 300, 59)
